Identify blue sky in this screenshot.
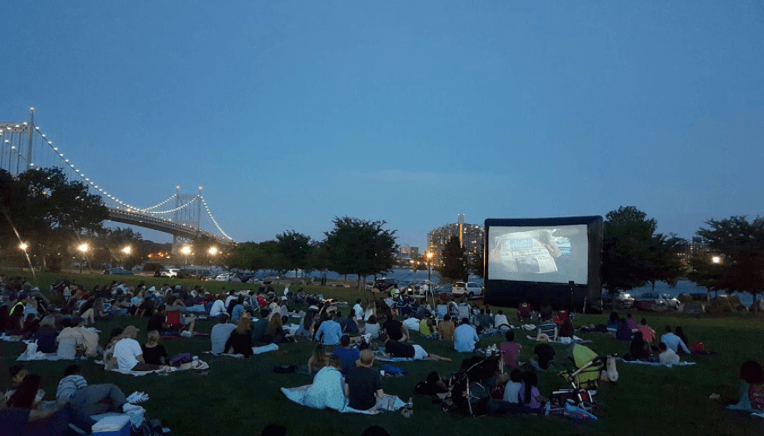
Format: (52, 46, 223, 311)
(3, 1, 762, 250)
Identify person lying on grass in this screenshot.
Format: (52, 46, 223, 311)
(55, 364, 144, 416)
(378, 333, 451, 361)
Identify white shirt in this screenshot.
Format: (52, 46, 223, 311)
(659, 348, 680, 365)
(353, 303, 364, 320)
(403, 317, 420, 332)
(494, 314, 509, 328)
(503, 381, 522, 403)
(210, 300, 226, 317)
(225, 295, 236, 309)
(113, 338, 143, 370)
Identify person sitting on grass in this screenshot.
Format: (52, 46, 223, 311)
(658, 342, 680, 365)
(307, 344, 329, 375)
(231, 296, 246, 323)
(210, 314, 236, 355)
(615, 319, 632, 341)
(315, 312, 343, 345)
(494, 310, 510, 333)
(606, 312, 620, 330)
(141, 330, 168, 365)
(165, 298, 196, 334)
(225, 314, 254, 358)
(437, 314, 456, 342)
(454, 317, 479, 353)
(638, 318, 656, 343)
(113, 326, 165, 371)
(382, 311, 410, 343)
(626, 331, 652, 361)
(55, 364, 143, 416)
(4, 367, 45, 409)
(661, 325, 690, 355)
(520, 371, 546, 414)
(294, 310, 316, 338)
(710, 360, 764, 412)
(500, 330, 523, 368)
(530, 335, 555, 371)
(559, 317, 574, 338)
(364, 315, 381, 340)
(5, 373, 43, 409)
(345, 349, 384, 411)
(332, 335, 360, 375)
(625, 313, 638, 331)
(379, 333, 451, 361)
(304, 356, 347, 411)
(675, 326, 690, 354)
(33, 316, 59, 354)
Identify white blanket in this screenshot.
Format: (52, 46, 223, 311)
(526, 335, 590, 344)
(281, 385, 405, 414)
(107, 359, 209, 376)
(619, 359, 696, 368)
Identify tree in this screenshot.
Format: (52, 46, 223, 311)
(645, 233, 686, 291)
(438, 236, 468, 282)
(0, 168, 108, 272)
(689, 216, 764, 311)
(276, 230, 313, 277)
(602, 206, 657, 293)
(323, 217, 398, 294)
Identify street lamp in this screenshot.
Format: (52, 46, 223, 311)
(712, 256, 722, 264)
(19, 242, 28, 251)
(181, 245, 192, 265)
(425, 250, 434, 305)
(78, 243, 89, 274)
(122, 246, 132, 255)
(208, 246, 218, 256)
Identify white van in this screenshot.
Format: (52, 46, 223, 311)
(451, 282, 483, 298)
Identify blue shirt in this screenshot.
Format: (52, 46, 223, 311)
(315, 320, 343, 345)
(332, 347, 360, 374)
(454, 324, 479, 353)
(231, 304, 245, 322)
(660, 332, 690, 354)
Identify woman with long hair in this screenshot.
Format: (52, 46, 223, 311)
(6, 373, 42, 409)
(264, 314, 293, 344)
(141, 330, 168, 365)
(225, 315, 253, 358)
(307, 344, 329, 375)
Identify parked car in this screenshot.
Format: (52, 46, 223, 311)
(373, 278, 398, 292)
(160, 268, 180, 278)
(602, 291, 634, 309)
(452, 281, 483, 298)
(634, 292, 678, 311)
(104, 267, 133, 276)
(215, 273, 241, 283)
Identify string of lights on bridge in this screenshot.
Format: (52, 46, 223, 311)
(26, 122, 234, 241)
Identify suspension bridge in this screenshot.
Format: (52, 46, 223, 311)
(1, 108, 236, 248)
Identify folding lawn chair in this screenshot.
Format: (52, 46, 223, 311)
(436, 304, 449, 321)
(164, 310, 183, 333)
(518, 303, 532, 323)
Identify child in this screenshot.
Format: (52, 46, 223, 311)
(520, 371, 546, 413)
(503, 369, 524, 404)
(500, 330, 523, 368)
(141, 330, 168, 365)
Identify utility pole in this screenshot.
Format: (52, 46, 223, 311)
(27, 107, 34, 170)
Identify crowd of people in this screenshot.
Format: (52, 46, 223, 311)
(1, 273, 762, 434)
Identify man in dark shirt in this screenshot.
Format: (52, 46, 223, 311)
(332, 335, 360, 374)
(344, 349, 383, 410)
(381, 334, 415, 358)
(251, 309, 270, 344)
(532, 337, 556, 371)
(382, 315, 409, 342)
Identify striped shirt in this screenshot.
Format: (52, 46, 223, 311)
(56, 375, 87, 400)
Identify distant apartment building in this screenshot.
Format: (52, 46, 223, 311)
(399, 244, 420, 258)
(427, 215, 484, 263)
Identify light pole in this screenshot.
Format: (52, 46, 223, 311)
(181, 245, 192, 266)
(78, 243, 88, 274)
(208, 246, 218, 266)
(122, 246, 131, 268)
(425, 250, 434, 306)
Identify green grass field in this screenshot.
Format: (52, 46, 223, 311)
(3, 270, 764, 436)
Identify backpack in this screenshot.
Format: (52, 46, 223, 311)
(692, 342, 705, 353)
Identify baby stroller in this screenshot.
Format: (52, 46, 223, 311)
(549, 345, 615, 414)
(440, 355, 500, 417)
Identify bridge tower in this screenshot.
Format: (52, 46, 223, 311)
(171, 185, 203, 256)
(0, 108, 35, 175)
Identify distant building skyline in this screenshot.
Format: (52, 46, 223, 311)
(427, 215, 484, 262)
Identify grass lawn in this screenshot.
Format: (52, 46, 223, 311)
(3, 271, 764, 435)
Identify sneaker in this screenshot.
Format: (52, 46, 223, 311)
(122, 403, 145, 413)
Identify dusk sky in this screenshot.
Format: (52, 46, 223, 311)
(3, 1, 762, 250)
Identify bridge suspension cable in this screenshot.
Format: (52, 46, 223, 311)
(141, 196, 198, 215)
(200, 196, 233, 240)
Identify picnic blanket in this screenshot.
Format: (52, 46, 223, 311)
(281, 385, 405, 414)
(526, 335, 591, 344)
(619, 359, 696, 368)
(160, 331, 210, 339)
(211, 343, 280, 358)
(16, 341, 87, 361)
(107, 359, 209, 376)
(0, 334, 23, 342)
(373, 351, 414, 363)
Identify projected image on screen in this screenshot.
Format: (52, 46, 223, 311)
(487, 224, 588, 285)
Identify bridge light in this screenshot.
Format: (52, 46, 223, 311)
(19, 242, 28, 251)
(122, 246, 132, 255)
(78, 243, 88, 253)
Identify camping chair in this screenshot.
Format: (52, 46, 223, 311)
(518, 303, 532, 323)
(164, 310, 183, 333)
(436, 304, 449, 321)
(457, 305, 472, 323)
(537, 321, 558, 342)
(555, 310, 569, 325)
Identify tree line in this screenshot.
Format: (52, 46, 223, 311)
(1, 168, 763, 306)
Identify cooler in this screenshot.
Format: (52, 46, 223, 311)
(92, 415, 131, 436)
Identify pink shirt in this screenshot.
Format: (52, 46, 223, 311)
(501, 342, 522, 368)
(638, 325, 655, 342)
